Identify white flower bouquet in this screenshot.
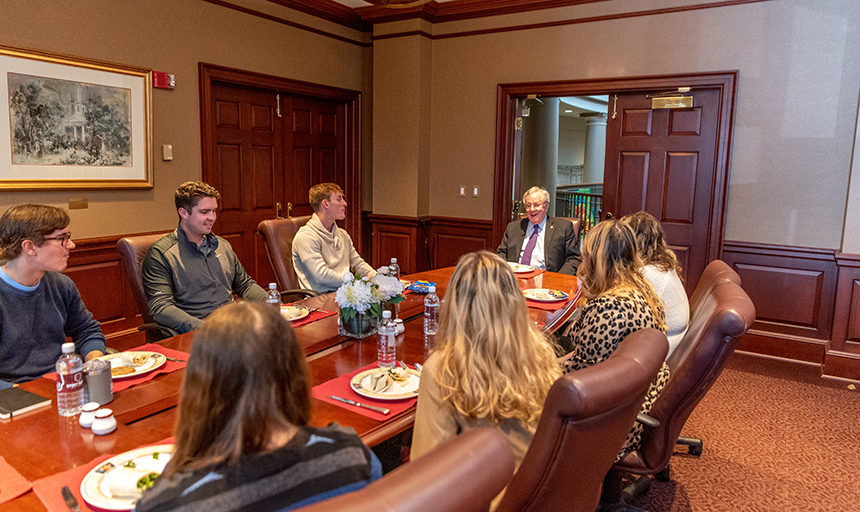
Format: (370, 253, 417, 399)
(335, 269, 405, 324)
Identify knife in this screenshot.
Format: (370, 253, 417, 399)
(327, 395, 390, 415)
(61, 486, 82, 512)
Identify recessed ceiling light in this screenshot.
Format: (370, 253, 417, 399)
(564, 110, 573, 113)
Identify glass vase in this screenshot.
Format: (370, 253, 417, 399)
(338, 307, 377, 339)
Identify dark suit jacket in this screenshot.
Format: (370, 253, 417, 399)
(496, 217, 581, 275)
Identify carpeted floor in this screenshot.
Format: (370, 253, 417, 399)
(625, 354, 860, 511)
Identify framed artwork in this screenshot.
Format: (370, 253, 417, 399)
(0, 45, 152, 190)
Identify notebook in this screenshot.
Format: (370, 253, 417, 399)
(0, 387, 52, 419)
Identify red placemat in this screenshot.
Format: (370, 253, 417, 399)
(43, 344, 188, 393)
(31, 436, 175, 512)
(525, 298, 572, 312)
(514, 268, 546, 279)
(286, 306, 336, 328)
(312, 363, 417, 422)
(31, 453, 113, 512)
(0, 455, 32, 505)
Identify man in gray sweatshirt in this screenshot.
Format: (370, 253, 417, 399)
(142, 181, 268, 334)
(0, 204, 105, 384)
(292, 183, 375, 293)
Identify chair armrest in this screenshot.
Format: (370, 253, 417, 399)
(280, 289, 319, 301)
(636, 413, 660, 428)
(137, 322, 180, 339)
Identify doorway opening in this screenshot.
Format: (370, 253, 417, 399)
(493, 71, 738, 293)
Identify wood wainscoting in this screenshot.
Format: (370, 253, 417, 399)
(368, 214, 494, 273)
(64, 234, 154, 351)
(722, 241, 859, 382)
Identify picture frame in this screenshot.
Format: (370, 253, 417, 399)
(0, 45, 153, 190)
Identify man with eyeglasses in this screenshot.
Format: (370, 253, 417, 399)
(142, 181, 268, 335)
(0, 204, 105, 384)
(497, 186, 581, 275)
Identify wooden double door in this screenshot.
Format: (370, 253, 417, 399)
(200, 65, 361, 285)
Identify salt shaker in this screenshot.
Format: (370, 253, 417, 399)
(79, 402, 100, 428)
(91, 409, 117, 435)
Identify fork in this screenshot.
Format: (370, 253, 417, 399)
(398, 360, 410, 371)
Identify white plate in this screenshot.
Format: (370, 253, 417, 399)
(351, 368, 420, 401)
(523, 288, 570, 302)
(508, 262, 534, 274)
(280, 305, 310, 322)
(96, 351, 167, 380)
(81, 444, 175, 511)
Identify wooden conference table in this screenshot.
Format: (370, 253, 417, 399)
(0, 266, 579, 512)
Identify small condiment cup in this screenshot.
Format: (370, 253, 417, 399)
(78, 402, 100, 428)
(91, 409, 117, 436)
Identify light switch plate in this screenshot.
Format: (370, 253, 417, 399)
(459, 186, 466, 197)
(162, 144, 173, 161)
(472, 186, 479, 197)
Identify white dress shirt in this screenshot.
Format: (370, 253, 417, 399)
(518, 216, 547, 269)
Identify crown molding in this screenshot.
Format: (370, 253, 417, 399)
(265, 0, 372, 31)
(355, 0, 611, 25)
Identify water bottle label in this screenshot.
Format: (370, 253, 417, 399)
(57, 370, 83, 393)
(387, 333, 396, 349)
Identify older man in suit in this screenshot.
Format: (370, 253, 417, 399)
(497, 186, 581, 275)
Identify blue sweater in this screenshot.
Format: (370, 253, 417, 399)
(0, 271, 105, 383)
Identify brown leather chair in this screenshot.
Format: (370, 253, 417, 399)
(603, 279, 756, 502)
(556, 216, 583, 240)
(295, 428, 515, 512)
(688, 259, 741, 314)
(116, 233, 177, 343)
(496, 328, 669, 512)
(257, 216, 318, 301)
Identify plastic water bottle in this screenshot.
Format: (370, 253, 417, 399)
(378, 310, 397, 368)
(266, 283, 281, 310)
(390, 258, 401, 281)
(424, 285, 439, 348)
(56, 342, 84, 416)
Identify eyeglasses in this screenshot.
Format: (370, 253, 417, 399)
(43, 232, 73, 247)
(524, 203, 546, 211)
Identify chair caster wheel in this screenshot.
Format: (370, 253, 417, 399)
(688, 445, 703, 456)
(655, 466, 671, 482)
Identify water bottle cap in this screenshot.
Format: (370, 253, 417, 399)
(428, 285, 436, 292)
(382, 310, 392, 318)
(269, 282, 277, 289)
(61, 342, 75, 353)
(391, 258, 397, 263)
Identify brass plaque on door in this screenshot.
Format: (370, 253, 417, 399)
(651, 96, 693, 109)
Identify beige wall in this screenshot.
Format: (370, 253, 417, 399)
(370, 0, 860, 249)
(0, 0, 368, 238)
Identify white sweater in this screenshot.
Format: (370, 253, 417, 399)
(292, 213, 375, 293)
(642, 264, 690, 357)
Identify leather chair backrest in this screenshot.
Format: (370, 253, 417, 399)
(116, 233, 167, 326)
(688, 259, 741, 313)
(295, 428, 515, 512)
(639, 280, 755, 470)
(556, 216, 583, 240)
(496, 328, 669, 512)
(258, 216, 312, 292)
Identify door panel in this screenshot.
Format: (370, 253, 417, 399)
(209, 82, 282, 286)
(604, 87, 721, 293)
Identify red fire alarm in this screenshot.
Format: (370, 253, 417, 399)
(153, 71, 175, 90)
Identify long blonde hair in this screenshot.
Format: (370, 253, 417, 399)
(577, 220, 667, 330)
(621, 211, 683, 280)
(434, 251, 561, 424)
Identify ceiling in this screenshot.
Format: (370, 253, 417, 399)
(330, 0, 458, 7)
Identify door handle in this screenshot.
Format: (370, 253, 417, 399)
(287, 202, 293, 218)
(276, 202, 283, 219)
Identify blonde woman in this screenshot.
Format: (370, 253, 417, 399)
(622, 211, 690, 356)
(411, 251, 561, 474)
(561, 219, 671, 458)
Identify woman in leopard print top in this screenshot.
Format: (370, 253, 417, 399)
(560, 219, 671, 459)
